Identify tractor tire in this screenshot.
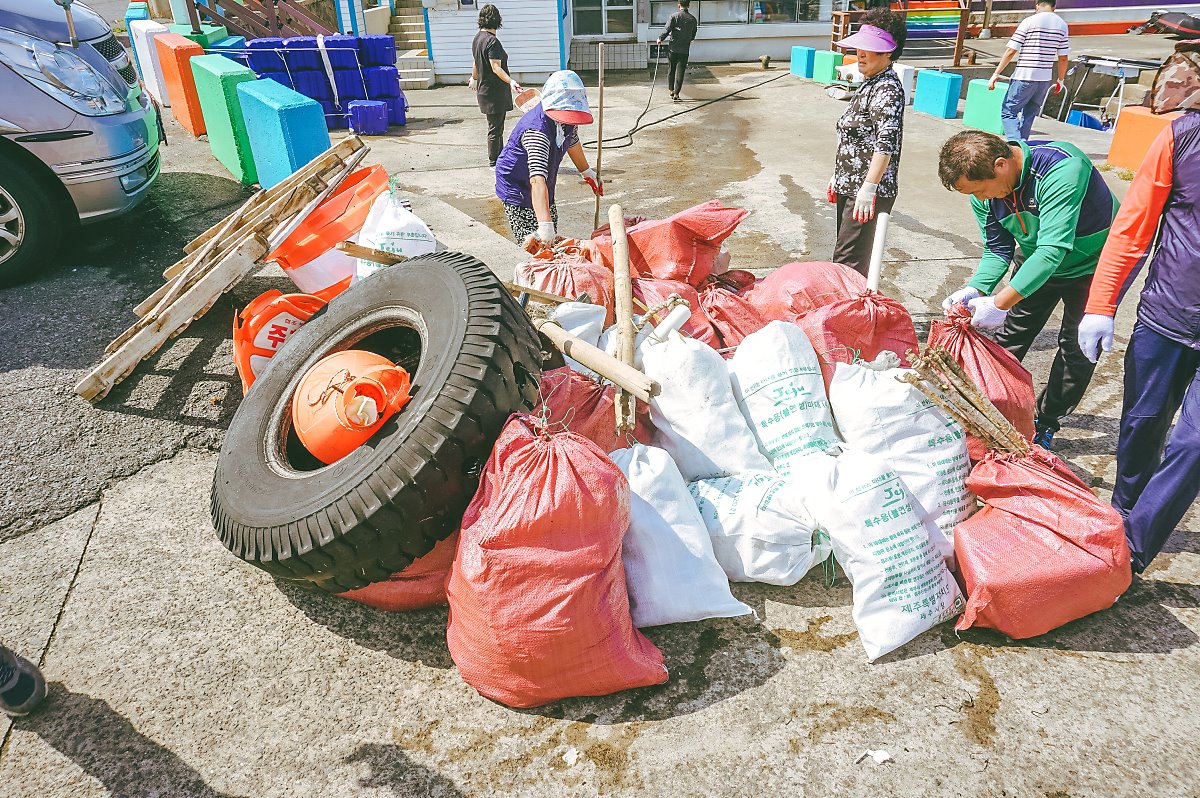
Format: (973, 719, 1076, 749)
(211, 251, 542, 593)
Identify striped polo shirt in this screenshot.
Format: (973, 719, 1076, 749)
(1007, 11, 1070, 82)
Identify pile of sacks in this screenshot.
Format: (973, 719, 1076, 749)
(336, 204, 1131, 708)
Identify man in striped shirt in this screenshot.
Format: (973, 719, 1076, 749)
(988, 0, 1070, 141)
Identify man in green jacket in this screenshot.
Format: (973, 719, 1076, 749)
(938, 130, 1118, 449)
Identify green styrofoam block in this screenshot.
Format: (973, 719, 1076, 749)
(813, 50, 844, 85)
(191, 55, 257, 184)
(962, 78, 1007, 135)
(170, 23, 229, 48)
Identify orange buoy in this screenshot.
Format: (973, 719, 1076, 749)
(233, 290, 331, 393)
(292, 350, 412, 464)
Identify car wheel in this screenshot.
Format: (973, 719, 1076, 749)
(0, 152, 64, 289)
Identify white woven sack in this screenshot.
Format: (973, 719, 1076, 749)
(356, 192, 437, 280)
(729, 321, 841, 475)
(609, 444, 752, 627)
(793, 448, 964, 661)
(549, 302, 607, 374)
(687, 471, 833, 586)
(828, 354, 974, 567)
(642, 333, 773, 481)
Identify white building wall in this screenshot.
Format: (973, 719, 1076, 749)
(428, 0, 563, 84)
(639, 21, 831, 63)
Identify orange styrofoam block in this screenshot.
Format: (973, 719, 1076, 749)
(1108, 106, 1180, 171)
(155, 33, 206, 136)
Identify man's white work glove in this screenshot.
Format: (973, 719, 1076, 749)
(468, 76, 478, 91)
(510, 82, 522, 96)
(988, 72, 1002, 90)
(853, 181, 878, 222)
(967, 295, 1009, 331)
(536, 221, 556, 243)
(942, 286, 982, 312)
(1077, 313, 1115, 363)
(581, 167, 603, 196)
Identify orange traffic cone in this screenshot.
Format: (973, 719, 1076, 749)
(292, 350, 412, 464)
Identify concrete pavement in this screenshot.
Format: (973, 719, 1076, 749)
(1, 66, 1197, 797)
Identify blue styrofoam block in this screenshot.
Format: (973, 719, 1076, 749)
(364, 66, 400, 98)
(237, 78, 331, 188)
(348, 100, 389, 134)
(292, 70, 332, 100)
(125, 3, 151, 75)
(332, 68, 367, 100)
(209, 35, 247, 66)
(321, 35, 361, 69)
(913, 69, 963, 119)
(385, 95, 407, 126)
(246, 37, 284, 72)
(257, 70, 293, 88)
(789, 45, 815, 78)
(282, 37, 321, 71)
(319, 100, 348, 129)
(358, 34, 396, 67)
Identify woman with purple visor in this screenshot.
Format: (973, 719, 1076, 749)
(827, 9, 909, 276)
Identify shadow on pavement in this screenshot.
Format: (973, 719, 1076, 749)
(275, 581, 455, 670)
(344, 743, 466, 797)
(15, 683, 245, 798)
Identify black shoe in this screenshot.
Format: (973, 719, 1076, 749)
(0, 647, 46, 717)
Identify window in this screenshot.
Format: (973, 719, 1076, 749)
(575, 0, 635, 35)
(649, 0, 826, 24)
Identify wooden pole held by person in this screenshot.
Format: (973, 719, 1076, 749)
(609, 204, 637, 431)
(593, 42, 606, 233)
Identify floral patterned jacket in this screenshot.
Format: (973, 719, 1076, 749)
(833, 67, 905, 199)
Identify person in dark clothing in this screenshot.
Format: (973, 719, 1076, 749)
(657, 0, 698, 102)
(828, 8, 908, 275)
(470, 4, 519, 167)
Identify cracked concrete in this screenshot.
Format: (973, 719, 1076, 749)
(0, 65, 1197, 796)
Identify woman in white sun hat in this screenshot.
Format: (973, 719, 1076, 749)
(494, 70, 603, 244)
(827, 9, 908, 276)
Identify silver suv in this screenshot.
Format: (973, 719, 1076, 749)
(0, 0, 160, 287)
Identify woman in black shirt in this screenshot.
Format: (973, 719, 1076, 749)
(471, 4, 520, 167)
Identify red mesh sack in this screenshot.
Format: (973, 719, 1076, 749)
(954, 448, 1132, 638)
(698, 273, 769, 350)
(515, 238, 615, 325)
(743, 262, 867, 323)
(446, 416, 668, 708)
(928, 305, 1036, 459)
(632, 277, 721, 349)
(338, 532, 458, 611)
(537, 367, 655, 452)
(796, 290, 919, 388)
(589, 215, 648, 240)
(587, 201, 750, 286)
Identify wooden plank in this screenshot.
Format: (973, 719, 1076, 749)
(182, 136, 364, 256)
(77, 236, 270, 402)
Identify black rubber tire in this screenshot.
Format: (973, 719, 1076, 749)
(0, 151, 65, 289)
(211, 252, 542, 593)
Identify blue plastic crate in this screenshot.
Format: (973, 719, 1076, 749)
(332, 68, 367, 100)
(385, 95, 407, 126)
(257, 70, 293, 89)
(364, 66, 400, 98)
(358, 34, 396, 67)
(348, 100, 389, 135)
(282, 37, 321, 71)
(321, 35, 361, 69)
(292, 70, 332, 100)
(318, 99, 348, 129)
(246, 37, 284, 72)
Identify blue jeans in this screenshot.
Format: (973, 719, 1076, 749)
(1113, 322, 1200, 572)
(1001, 79, 1053, 140)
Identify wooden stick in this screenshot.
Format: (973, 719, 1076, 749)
(535, 320, 658, 403)
(504, 282, 575, 305)
(609, 204, 637, 432)
(336, 240, 405, 265)
(930, 349, 1029, 452)
(593, 42, 605, 233)
(901, 371, 1005, 451)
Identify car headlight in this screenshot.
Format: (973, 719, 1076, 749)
(0, 29, 126, 116)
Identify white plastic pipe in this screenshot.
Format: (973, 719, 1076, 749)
(647, 304, 691, 344)
(866, 211, 890, 292)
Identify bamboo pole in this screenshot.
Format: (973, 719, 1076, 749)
(593, 42, 605, 233)
(536, 320, 658, 402)
(609, 204, 637, 431)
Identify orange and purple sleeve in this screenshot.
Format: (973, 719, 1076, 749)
(1087, 124, 1175, 316)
